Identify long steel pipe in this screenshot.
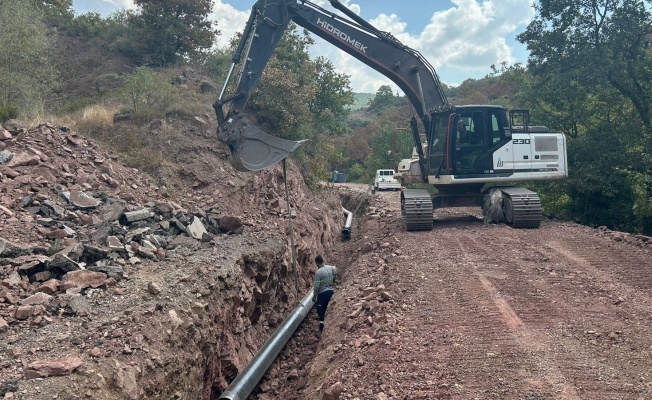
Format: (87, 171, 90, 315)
(218, 290, 315, 400)
(341, 207, 353, 241)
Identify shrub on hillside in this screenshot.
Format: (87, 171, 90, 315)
(0, 0, 59, 119)
(0, 102, 19, 123)
(118, 67, 178, 121)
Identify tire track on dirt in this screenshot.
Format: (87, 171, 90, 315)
(444, 231, 581, 400)
(368, 225, 558, 399)
(465, 227, 652, 399)
(541, 235, 652, 399)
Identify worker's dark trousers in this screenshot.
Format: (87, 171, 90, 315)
(315, 290, 334, 328)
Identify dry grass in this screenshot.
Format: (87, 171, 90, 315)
(80, 104, 117, 125)
(73, 104, 121, 135)
(22, 113, 76, 130)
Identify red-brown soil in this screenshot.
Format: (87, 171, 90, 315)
(266, 188, 652, 400)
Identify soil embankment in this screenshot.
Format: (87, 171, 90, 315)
(0, 121, 347, 399)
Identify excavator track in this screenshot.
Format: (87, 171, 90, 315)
(499, 187, 542, 228)
(400, 189, 433, 231)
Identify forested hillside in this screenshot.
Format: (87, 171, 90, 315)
(349, 93, 374, 110)
(0, 0, 650, 235)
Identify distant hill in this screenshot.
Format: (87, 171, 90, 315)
(348, 92, 375, 110)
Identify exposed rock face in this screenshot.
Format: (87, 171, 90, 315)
(0, 122, 344, 399)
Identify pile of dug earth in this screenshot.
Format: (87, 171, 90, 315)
(0, 120, 345, 399)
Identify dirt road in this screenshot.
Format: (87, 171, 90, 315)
(296, 188, 652, 400)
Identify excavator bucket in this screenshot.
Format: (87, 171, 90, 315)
(217, 114, 306, 172)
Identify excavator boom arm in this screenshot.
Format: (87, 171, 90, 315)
(215, 0, 449, 171)
(289, 1, 449, 116)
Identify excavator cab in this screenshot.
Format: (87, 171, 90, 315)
(430, 106, 513, 176)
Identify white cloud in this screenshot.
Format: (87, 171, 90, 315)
(210, 0, 533, 93)
(103, 0, 135, 10)
(211, 1, 250, 48)
(415, 0, 532, 73)
(307, 0, 534, 92)
(311, 0, 361, 15)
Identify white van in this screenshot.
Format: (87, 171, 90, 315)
(374, 169, 401, 191)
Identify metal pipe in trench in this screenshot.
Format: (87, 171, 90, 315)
(218, 290, 315, 400)
(341, 207, 353, 241)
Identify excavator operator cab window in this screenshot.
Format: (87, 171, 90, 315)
(456, 112, 484, 147)
(427, 114, 448, 173)
(455, 111, 485, 172)
(491, 113, 501, 145)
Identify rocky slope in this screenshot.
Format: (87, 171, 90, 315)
(0, 119, 349, 399)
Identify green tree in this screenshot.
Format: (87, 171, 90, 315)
(563, 122, 639, 231)
(246, 26, 316, 138)
(217, 25, 354, 182)
(368, 85, 402, 113)
(309, 56, 354, 118)
(518, 0, 652, 234)
(518, 0, 652, 136)
(0, 0, 59, 118)
(41, 0, 72, 13)
(204, 47, 232, 83)
(131, 0, 218, 66)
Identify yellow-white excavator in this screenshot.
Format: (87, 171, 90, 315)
(213, 0, 568, 230)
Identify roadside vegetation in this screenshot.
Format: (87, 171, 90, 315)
(0, 0, 650, 234)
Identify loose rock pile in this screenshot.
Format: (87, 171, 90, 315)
(0, 121, 249, 327)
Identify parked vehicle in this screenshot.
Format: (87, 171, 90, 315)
(374, 169, 401, 191)
(332, 171, 346, 183)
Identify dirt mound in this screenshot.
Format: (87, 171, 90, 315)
(0, 119, 347, 399)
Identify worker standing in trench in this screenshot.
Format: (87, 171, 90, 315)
(312, 255, 337, 337)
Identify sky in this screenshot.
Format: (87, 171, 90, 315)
(70, 0, 535, 93)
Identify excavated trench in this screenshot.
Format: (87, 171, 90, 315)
(195, 188, 372, 400)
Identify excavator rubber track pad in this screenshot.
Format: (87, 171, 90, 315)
(401, 189, 433, 231)
(500, 187, 542, 229)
